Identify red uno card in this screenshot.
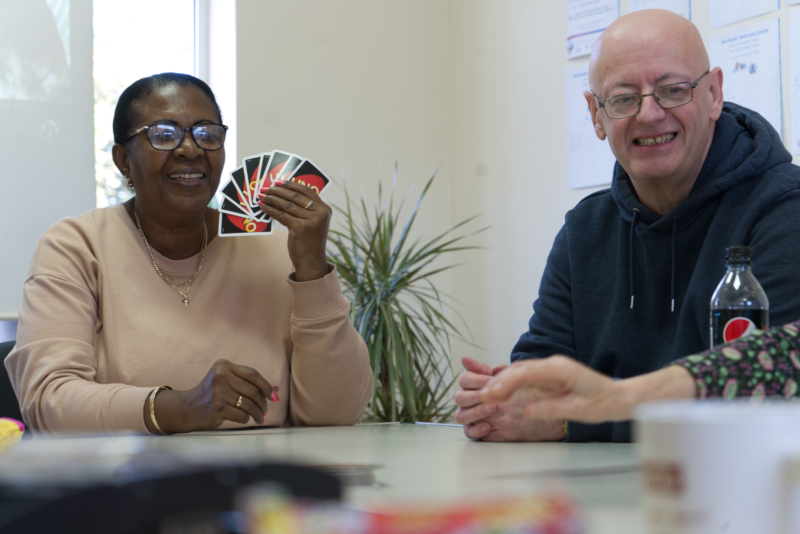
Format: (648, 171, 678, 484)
(218, 212, 273, 237)
(285, 159, 331, 195)
(258, 150, 292, 192)
(243, 155, 262, 209)
(221, 179, 254, 217)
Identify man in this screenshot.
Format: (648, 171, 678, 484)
(455, 9, 800, 442)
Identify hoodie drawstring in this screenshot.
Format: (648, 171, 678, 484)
(629, 209, 639, 309)
(671, 219, 678, 313)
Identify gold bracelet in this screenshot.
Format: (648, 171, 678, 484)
(562, 420, 568, 438)
(149, 385, 173, 435)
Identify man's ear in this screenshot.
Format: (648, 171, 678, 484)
(584, 91, 607, 141)
(707, 67, 724, 121)
(111, 143, 131, 180)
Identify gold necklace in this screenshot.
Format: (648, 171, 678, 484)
(134, 209, 207, 305)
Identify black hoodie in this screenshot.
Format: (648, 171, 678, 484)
(512, 102, 800, 442)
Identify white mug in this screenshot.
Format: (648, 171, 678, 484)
(635, 401, 800, 534)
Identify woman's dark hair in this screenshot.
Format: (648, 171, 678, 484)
(112, 72, 223, 144)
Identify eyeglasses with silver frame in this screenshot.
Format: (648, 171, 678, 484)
(125, 123, 228, 151)
(591, 71, 710, 119)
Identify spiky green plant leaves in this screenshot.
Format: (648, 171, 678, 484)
(327, 165, 485, 422)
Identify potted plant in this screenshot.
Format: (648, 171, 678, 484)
(327, 165, 485, 423)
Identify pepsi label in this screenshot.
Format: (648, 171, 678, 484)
(710, 309, 768, 347)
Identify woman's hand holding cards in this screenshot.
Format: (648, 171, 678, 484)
(144, 359, 280, 434)
(258, 181, 332, 282)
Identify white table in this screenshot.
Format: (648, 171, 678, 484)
(0, 424, 645, 533)
(179, 423, 646, 533)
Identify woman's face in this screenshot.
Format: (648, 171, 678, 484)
(118, 84, 225, 219)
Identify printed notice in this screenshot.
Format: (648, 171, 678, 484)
(566, 0, 619, 60)
(629, 0, 690, 19)
(564, 66, 617, 189)
(791, 11, 800, 155)
(709, 18, 782, 139)
(708, 0, 778, 29)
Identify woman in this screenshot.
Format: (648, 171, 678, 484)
(5, 73, 373, 435)
(477, 323, 800, 425)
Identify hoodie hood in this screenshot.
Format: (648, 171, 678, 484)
(611, 102, 793, 231)
(610, 102, 793, 311)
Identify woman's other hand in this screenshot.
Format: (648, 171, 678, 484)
(143, 359, 279, 434)
(257, 181, 331, 282)
(478, 355, 697, 424)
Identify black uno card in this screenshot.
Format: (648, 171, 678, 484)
(285, 159, 331, 195)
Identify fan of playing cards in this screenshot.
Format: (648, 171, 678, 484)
(218, 149, 331, 237)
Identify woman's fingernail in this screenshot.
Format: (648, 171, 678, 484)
(258, 201, 264, 206)
(275, 180, 285, 186)
(257, 192, 266, 198)
(271, 392, 280, 403)
(273, 386, 280, 392)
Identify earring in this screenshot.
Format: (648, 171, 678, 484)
(125, 176, 134, 190)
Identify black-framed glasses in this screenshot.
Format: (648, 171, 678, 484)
(591, 71, 710, 119)
(125, 123, 228, 151)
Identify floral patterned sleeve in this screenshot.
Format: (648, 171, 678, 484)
(671, 321, 800, 400)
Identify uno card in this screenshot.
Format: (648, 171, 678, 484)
(219, 194, 255, 220)
(221, 179, 254, 217)
(275, 155, 303, 182)
(258, 150, 293, 192)
(229, 166, 254, 211)
(256, 152, 272, 192)
(243, 155, 262, 210)
(218, 212, 273, 237)
(284, 159, 331, 195)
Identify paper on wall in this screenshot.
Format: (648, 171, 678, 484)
(790, 11, 800, 155)
(564, 66, 617, 189)
(709, 18, 782, 139)
(708, 0, 778, 29)
(629, 0, 690, 19)
(566, 0, 619, 60)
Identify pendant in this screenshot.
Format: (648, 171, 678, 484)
(182, 298, 190, 305)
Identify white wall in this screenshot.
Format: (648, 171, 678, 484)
(235, 0, 455, 308)
(447, 1, 606, 367)
(6, 0, 797, 357)
(235, 0, 800, 370)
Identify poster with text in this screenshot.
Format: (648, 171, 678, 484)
(708, 0, 778, 29)
(629, 0, 690, 19)
(566, 0, 619, 60)
(710, 18, 782, 139)
(564, 66, 617, 189)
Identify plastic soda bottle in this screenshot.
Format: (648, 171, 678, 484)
(709, 246, 769, 347)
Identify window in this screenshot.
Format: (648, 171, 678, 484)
(93, 0, 195, 207)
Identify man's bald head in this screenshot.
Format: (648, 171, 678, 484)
(589, 10, 709, 93)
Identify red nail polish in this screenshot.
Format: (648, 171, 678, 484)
(275, 181, 285, 186)
(257, 193, 266, 198)
(258, 201, 264, 205)
(271, 392, 280, 403)
(273, 386, 280, 392)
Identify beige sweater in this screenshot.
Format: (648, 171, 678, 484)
(5, 204, 373, 435)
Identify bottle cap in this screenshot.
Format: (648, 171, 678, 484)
(725, 246, 753, 261)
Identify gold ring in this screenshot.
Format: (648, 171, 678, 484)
(236, 395, 243, 408)
(303, 200, 314, 210)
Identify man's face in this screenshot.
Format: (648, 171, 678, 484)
(586, 44, 722, 188)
